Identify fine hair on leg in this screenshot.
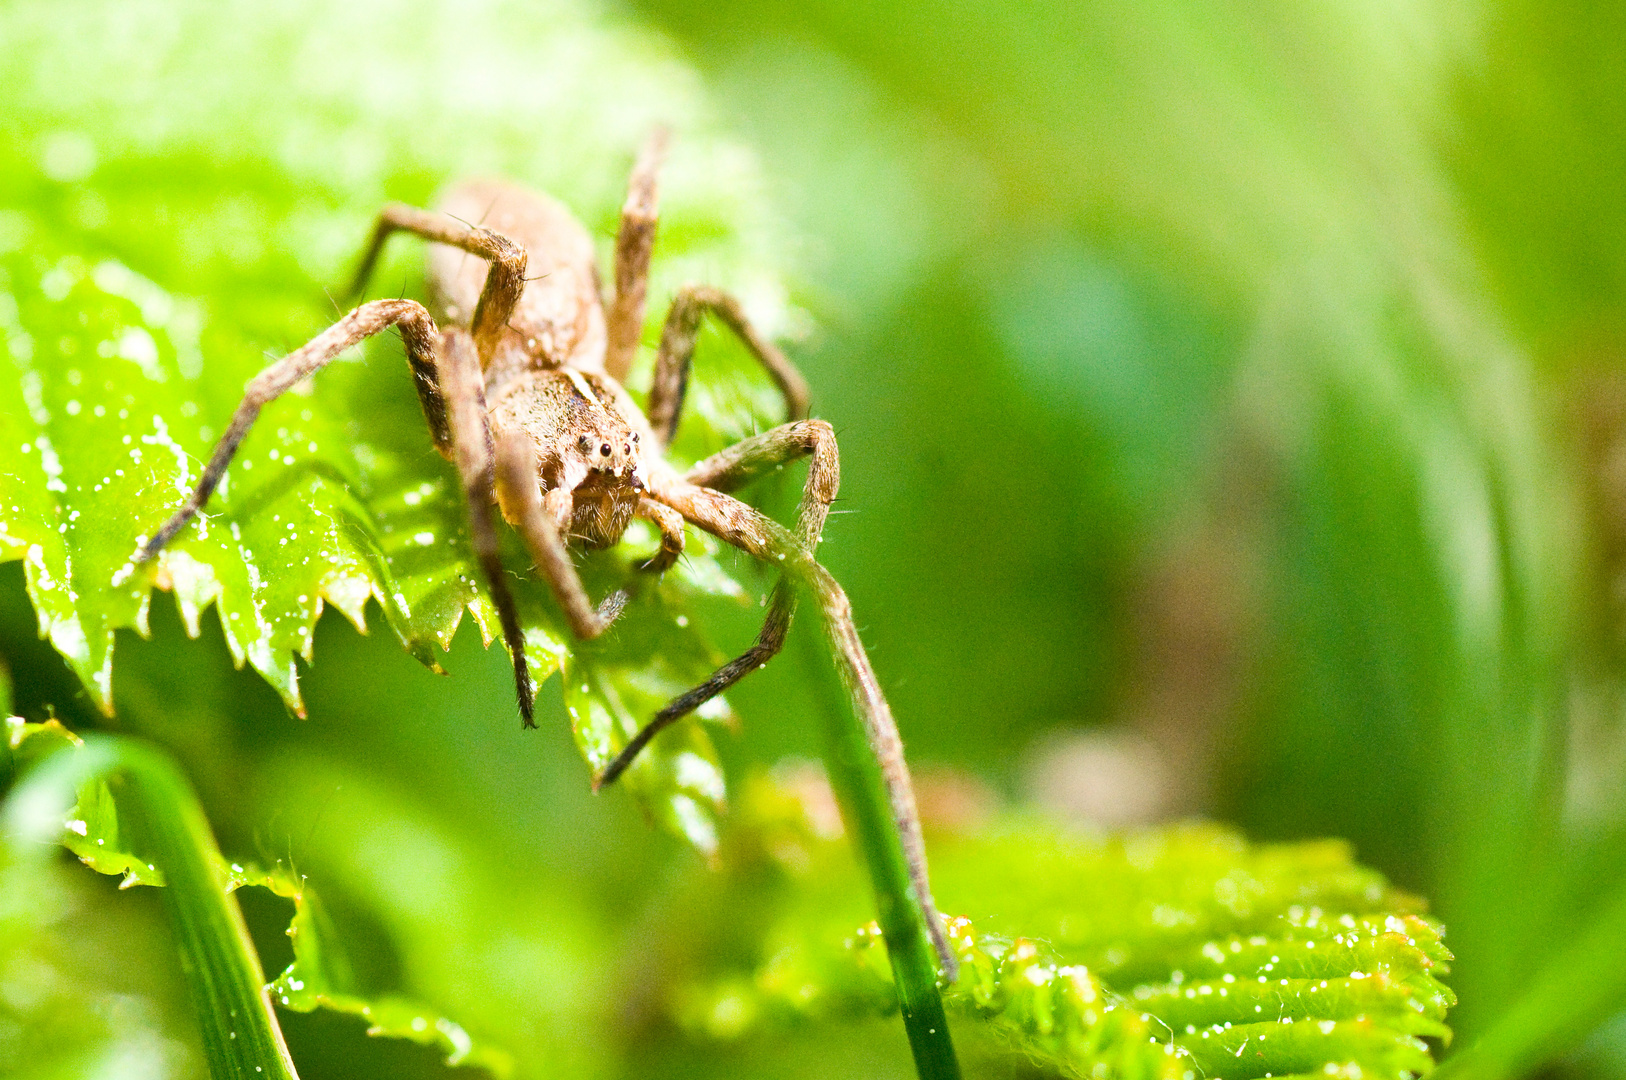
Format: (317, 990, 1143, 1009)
(645, 285, 811, 448)
(806, 559, 958, 981)
(435, 328, 538, 725)
(347, 203, 527, 366)
(135, 298, 440, 562)
(604, 127, 670, 382)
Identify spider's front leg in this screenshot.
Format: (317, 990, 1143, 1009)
(595, 419, 837, 788)
(594, 420, 841, 789)
(631, 480, 960, 979)
(491, 435, 630, 639)
(133, 299, 442, 562)
(433, 329, 541, 725)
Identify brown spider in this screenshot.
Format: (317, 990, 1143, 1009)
(132, 132, 955, 975)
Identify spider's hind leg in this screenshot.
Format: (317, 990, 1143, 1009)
(645, 285, 811, 448)
(605, 127, 669, 382)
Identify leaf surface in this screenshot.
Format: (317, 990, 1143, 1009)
(6, 717, 512, 1074)
(664, 771, 1456, 1080)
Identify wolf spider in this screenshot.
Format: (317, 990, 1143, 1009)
(133, 132, 955, 974)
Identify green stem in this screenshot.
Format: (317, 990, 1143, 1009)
(4, 733, 299, 1080)
(797, 612, 961, 1080)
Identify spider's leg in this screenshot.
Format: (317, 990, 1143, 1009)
(492, 433, 628, 639)
(135, 299, 439, 562)
(685, 419, 838, 551)
(346, 203, 527, 367)
(435, 328, 537, 726)
(601, 578, 795, 787)
(605, 128, 669, 382)
(608, 479, 958, 978)
(635, 496, 685, 573)
(599, 421, 839, 776)
(645, 285, 811, 449)
(595, 481, 801, 791)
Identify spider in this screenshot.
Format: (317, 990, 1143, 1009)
(132, 131, 955, 975)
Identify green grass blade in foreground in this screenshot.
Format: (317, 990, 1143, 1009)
(1435, 872, 1626, 1080)
(797, 621, 960, 1080)
(2, 721, 297, 1080)
(3, 718, 513, 1076)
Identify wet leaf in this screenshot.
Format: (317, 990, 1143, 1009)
(664, 772, 1456, 1080)
(228, 861, 515, 1076)
(0, 0, 807, 848)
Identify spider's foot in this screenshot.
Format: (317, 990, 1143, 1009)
(595, 588, 629, 627)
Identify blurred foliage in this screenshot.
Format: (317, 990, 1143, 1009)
(7, 717, 512, 1075)
(4, 719, 297, 1080)
(5, 712, 1454, 1079)
(1, 0, 1624, 1077)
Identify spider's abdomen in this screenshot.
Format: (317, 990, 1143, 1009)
(430, 179, 607, 395)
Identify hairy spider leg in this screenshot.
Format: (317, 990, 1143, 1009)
(634, 478, 959, 980)
(604, 127, 669, 382)
(133, 299, 441, 563)
(436, 328, 539, 725)
(595, 419, 839, 787)
(346, 203, 527, 367)
(492, 430, 628, 639)
(601, 274, 823, 770)
(645, 284, 811, 448)
(634, 497, 686, 573)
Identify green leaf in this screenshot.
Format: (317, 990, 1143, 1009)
(664, 771, 1456, 1080)
(226, 861, 516, 1076)
(4, 719, 514, 1076)
(0, 0, 808, 849)
(3, 724, 297, 1079)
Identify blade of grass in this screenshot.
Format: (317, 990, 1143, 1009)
(1437, 872, 1626, 1080)
(795, 583, 961, 1080)
(3, 732, 300, 1080)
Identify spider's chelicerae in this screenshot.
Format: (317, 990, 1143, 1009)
(133, 131, 955, 975)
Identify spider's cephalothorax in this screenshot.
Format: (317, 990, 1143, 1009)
(487, 366, 647, 548)
(131, 131, 957, 977)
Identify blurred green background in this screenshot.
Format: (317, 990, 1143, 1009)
(3, 0, 1626, 1077)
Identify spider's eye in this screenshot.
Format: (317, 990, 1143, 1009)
(600, 443, 612, 457)
(632, 432, 640, 443)
(623, 443, 631, 455)
(577, 436, 592, 452)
